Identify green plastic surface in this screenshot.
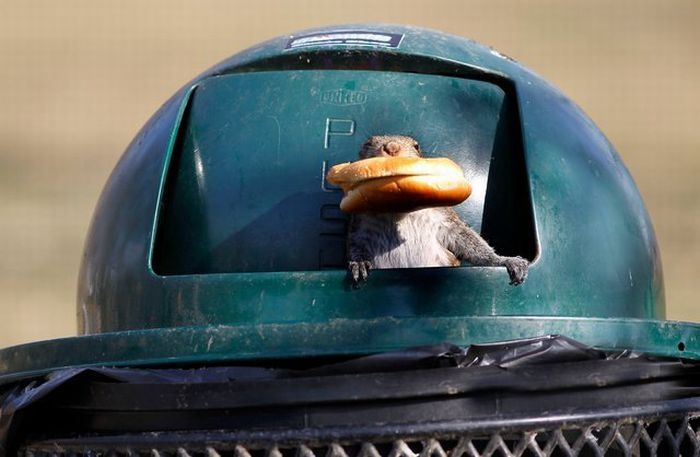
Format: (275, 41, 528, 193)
(1, 25, 676, 378)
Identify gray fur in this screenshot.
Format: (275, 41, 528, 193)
(347, 135, 529, 286)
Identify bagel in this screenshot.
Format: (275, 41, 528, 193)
(326, 157, 472, 213)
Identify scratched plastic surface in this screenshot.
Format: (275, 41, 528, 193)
(74, 25, 663, 339)
(153, 71, 509, 274)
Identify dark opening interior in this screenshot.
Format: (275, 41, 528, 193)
(152, 68, 536, 275)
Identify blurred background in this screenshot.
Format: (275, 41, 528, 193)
(0, 0, 698, 348)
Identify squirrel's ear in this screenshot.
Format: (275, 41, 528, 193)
(359, 138, 377, 157)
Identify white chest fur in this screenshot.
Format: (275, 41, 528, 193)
(368, 209, 459, 269)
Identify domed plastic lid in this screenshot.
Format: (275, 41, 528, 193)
(75, 24, 663, 345)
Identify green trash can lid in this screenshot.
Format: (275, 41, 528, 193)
(78, 22, 667, 346)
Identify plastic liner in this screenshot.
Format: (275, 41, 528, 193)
(0, 335, 666, 455)
(308, 334, 611, 375)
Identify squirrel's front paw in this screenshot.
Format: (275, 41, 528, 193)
(504, 256, 529, 286)
(348, 260, 372, 287)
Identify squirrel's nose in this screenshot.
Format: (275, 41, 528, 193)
(383, 141, 401, 156)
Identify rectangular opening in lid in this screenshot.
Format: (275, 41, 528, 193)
(152, 70, 536, 275)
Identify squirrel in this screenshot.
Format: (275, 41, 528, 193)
(346, 135, 529, 286)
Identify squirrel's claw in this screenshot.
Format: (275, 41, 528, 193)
(504, 256, 529, 286)
(348, 260, 372, 287)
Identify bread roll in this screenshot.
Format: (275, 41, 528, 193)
(326, 157, 472, 213)
(326, 157, 464, 187)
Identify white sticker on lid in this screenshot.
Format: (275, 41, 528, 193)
(286, 31, 404, 50)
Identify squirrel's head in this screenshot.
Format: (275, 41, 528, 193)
(359, 135, 422, 159)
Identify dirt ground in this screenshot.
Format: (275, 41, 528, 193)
(0, 0, 698, 348)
